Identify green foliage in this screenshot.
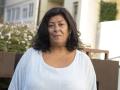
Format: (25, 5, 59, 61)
(100, 1, 117, 22)
(0, 24, 35, 53)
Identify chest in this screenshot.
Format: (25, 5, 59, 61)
(42, 52, 75, 68)
(24, 59, 87, 90)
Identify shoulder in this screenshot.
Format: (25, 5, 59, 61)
(76, 50, 90, 60)
(76, 50, 94, 67)
(76, 49, 96, 76)
(22, 47, 39, 57)
(24, 47, 36, 54)
(16, 48, 39, 68)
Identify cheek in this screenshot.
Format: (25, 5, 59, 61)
(48, 30, 53, 37)
(48, 28, 52, 33)
(63, 33, 69, 42)
(65, 30, 69, 38)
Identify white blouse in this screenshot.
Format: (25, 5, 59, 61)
(8, 48, 97, 90)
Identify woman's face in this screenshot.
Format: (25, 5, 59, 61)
(48, 15, 69, 47)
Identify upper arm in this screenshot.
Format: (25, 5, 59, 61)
(8, 48, 33, 90)
(85, 55, 97, 90)
(80, 52, 97, 90)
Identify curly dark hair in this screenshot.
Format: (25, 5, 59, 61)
(32, 7, 81, 52)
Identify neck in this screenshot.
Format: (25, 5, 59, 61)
(49, 46, 68, 53)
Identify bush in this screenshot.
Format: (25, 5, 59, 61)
(0, 24, 35, 53)
(100, 1, 117, 22)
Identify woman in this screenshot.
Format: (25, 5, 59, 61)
(8, 7, 97, 90)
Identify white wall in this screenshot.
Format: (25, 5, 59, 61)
(98, 20, 120, 59)
(79, 0, 100, 48)
(64, 0, 100, 48)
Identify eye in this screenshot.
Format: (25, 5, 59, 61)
(48, 24, 54, 28)
(59, 23, 64, 26)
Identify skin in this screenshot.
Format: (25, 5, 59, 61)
(48, 14, 69, 47)
(42, 15, 76, 68)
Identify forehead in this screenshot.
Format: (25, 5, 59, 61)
(49, 15, 66, 23)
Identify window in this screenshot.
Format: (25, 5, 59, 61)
(16, 7, 20, 20)
(11, 8, 15, 21)
(73, 1, 78, 20)
(29, 3, 34, 17)
(7, 8, 11, 21)
(22, 7, 28, 19)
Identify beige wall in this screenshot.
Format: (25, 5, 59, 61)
(48, 2, 63, 9)
(116, 0, 120, 19)
(38, 0, 64, 24)
(38, 0, 48, 23)
(103, 0, 116, 3)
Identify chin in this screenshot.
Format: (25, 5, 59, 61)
(52, 42, 65, 46)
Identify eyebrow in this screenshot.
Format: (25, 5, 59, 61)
(49, 20, 65, 24)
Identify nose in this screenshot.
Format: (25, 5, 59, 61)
(54, 24, 60, 32)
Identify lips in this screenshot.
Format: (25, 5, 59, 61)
(51, 35, 62, 40)
(53, 35, 61, 37)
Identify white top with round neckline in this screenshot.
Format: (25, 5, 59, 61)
(39, 50, 78, 70)
(8, 48, 97, 90)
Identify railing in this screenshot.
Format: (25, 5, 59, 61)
(82, 48, 109, 60)
(109, 56, 120, 60)
(109, 56, 120, 66)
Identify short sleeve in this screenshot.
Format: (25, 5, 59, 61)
(80, 52, 97, 90)
(86, 59, 97, 90)
(84, 54, 97, 90)
(8, 48, 33, 90)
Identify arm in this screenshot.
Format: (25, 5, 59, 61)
(86, 60, 97, 90)
(85, 55, 97, 90)
(8, 48, 33, 90)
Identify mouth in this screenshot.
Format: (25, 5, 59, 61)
(52, 35, 62, 40)
(53, 35, 61, 37)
